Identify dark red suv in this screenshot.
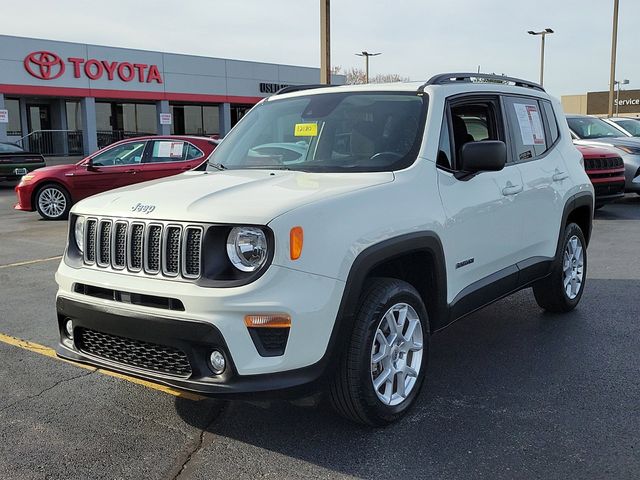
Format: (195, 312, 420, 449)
(14, 136, 218, 220)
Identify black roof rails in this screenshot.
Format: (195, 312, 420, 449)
(418, 73, 545, 92)
(275, 84, 334, 95)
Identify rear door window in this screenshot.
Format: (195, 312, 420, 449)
(146, 140, 203, 163)
(503, 97, 548, 161)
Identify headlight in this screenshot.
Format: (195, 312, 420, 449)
(615, 145, 640, 155)
(19, 174, 35, 184)
(226, 226, 268, 272)
(74, 216, 85, 253)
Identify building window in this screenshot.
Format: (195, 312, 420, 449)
(5, 98, 21, 136)
(95, 101, 157, 148)
(171, 104, 219, 136)
(66, 101, 82, 131)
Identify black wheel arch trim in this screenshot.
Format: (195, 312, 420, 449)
(557, 191, 593, 255)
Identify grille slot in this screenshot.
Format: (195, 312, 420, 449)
(76, 327, 192, 377)
(85, 219, 97, 263)
(129, 223, 144, 271)
(97, 221, 112, 266)
(82, 218, 204, 281)
(112, 222, 128, 269)
(145, 225, 162, 273)
(183, 227, 202, 278)
(163, 226, 182, 276)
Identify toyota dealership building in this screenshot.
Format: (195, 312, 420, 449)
(0, 34, 344, 155)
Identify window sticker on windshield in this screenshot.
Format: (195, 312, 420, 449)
(294, 123, 318, 137)
(513, 103, 545, 146)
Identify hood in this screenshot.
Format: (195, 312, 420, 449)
(72, 169, 394, 224)
(575, 137, 640, 150)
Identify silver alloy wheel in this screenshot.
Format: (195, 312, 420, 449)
(370, 303, 424, 406)
(38, 187, 67, 219)
(563, 234, 584, 300)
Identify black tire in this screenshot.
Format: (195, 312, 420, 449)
(329, 277, 430, 426)
(533, 222, 587, 313)
(35, 183, 72, 220)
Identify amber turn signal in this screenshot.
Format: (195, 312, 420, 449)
(290, 226, 304, 260)
(244, 314, 291, 329)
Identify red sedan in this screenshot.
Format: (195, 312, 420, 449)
(15, 136, 217, 220)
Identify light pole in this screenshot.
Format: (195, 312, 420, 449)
(615, 79, 630, 116)
(527, 28, 554, 86)
(608, 0, 620, 117)
(320, 0, 331, 84)
(355, 51, 381, 83)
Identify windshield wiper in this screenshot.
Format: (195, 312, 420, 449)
(208, 162, 227, 171)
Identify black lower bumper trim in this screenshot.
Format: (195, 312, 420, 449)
(56, 297, 325, 397)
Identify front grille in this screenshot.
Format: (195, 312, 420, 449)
(584, 156, 624, 170)
(82, 218, 204, 281)
(76, 327, 192, 377)
(248, 327, 290, 357)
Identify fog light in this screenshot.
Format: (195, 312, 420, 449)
(209, 350, 226, 374)
(64, 319, 74, 339)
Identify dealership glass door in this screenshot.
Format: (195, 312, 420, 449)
(26, 104, 54, 154)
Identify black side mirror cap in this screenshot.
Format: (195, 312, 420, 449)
(459, 140, 507, 173)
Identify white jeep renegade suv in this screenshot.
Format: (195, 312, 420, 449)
(55, 73, 594, 426)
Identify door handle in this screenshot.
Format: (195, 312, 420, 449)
(502, 183, 523, 196)
(552, 171, 569, 182)
(124, 169, 137, 175)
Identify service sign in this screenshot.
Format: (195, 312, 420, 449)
(0, 109, 8, 123)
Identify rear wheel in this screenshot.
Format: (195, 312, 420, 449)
(329, 278, 429, 426)
(533, 222, 587, 312)
(35, 184, 71, 220)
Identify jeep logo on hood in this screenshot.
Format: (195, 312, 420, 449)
(131, 203, 156, 214)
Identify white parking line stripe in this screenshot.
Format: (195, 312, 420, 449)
(0, 256, 63, 269)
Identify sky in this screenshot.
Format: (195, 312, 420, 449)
(3, 0, 639, 98)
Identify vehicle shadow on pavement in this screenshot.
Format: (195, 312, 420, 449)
(173, 279, 640, 479)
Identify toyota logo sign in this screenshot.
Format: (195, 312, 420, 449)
(24, 51, 66, 80)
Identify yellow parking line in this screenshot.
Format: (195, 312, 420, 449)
(0, 256, 63, 269)
(0, 332, 204, 401)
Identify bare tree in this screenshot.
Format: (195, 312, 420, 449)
(332, 66, 409, 85)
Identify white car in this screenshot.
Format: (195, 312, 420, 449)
(55, 74, 594, 425)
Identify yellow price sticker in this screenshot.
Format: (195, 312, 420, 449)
(294, 123, 318, 137)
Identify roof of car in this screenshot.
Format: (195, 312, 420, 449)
(269, 73, 547, 101)
(112, 135, 218, 144)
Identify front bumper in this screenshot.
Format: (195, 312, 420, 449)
(14, 182, 35, 211)
(56, 297, 328, 396)
(55, 260, 346, 394)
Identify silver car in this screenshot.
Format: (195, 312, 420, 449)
(567, 114, 640, 194)
(604, 117, 640, 137)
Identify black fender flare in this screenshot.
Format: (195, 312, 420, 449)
(555, 191, 594, 257)
(321, 232, 448, 371)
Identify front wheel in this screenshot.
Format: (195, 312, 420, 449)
(329, 278, 429, 426)
(35, 184, 72, 220)
(533, 222, 587, 312)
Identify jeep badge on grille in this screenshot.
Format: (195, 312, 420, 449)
(131, 203, 156, 214)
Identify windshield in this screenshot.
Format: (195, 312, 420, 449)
(567, 117, 628, 139)
(613, 119, 640, 137)
(0, 143, 24, 153)
(207, 92, 427, 172)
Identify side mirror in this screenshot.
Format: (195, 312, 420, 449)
(85, 157, 96, 171)
(459, 140, 507, 173)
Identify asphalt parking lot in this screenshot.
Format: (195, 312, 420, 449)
(1, 181, 639, 480)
